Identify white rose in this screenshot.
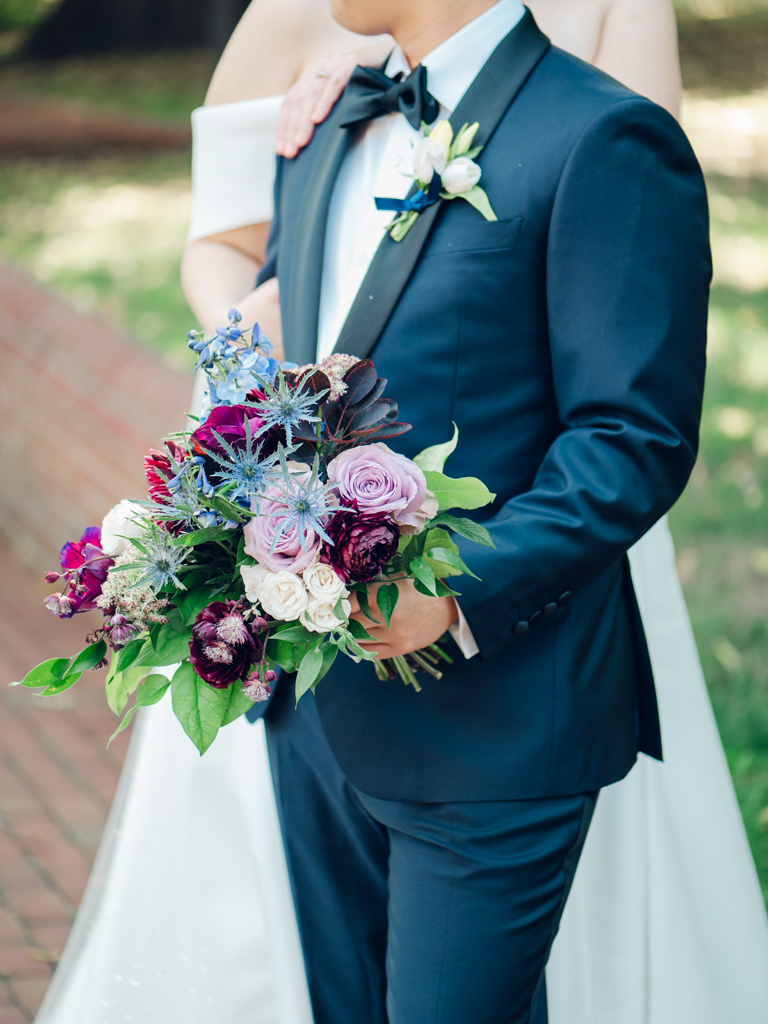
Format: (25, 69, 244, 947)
(413, 137, 448, 184)
(300, 596, 352, 634)
(441, 156, 482, 195)
(100, 499, 146, 557)
(303, 563, 348, 603)
(240, 562, 270, 605)
(258, 570, 309, 621)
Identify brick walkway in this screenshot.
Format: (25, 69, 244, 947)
(0, 543, 131, 1023)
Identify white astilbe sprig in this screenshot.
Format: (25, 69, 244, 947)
(97, 544, 169, 628)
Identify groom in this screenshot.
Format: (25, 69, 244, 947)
(259, 1, 710, 1021)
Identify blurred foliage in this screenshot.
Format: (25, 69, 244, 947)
(670, 173, 768, 903)
(0, 49, 211, 120)
(0, 0, 49, 30)
(0, 154, 196, 373)
(678, 10, 768, 91)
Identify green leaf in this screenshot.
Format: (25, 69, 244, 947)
(390, 209, 419, 242)
(315, 644, 339, 687)
(428, 547, 480, 580)
(41, 673, 82, 696)
(458, 185, 497, 222)
(175, 586, 218, 626)
(221, 681, 257, 726)
(341, 633, 377, 662)
(114, 635, 149, 673)
(356, 588, 380, 624)
(171, 662, 228, 755)
(346, 618, 378, 643)
(208, 494, 248, 524)
(429, 513, 495, 548)
(413, 423, 459, 473)
(106, 664, 147, 715)
(13, 658, 70, 688)
(433, 578, 462, 598)
(423, 529, 462, 578)
(69, 640, 107, 675)
(410, 556, 438, 596)
(376, 583, 399, 629)
(266, 638, 300, 673)
(170, 524, 233, 547)
(269, 624, 315, 643)
(450, 121, 480, 157)
(295, 646, 324, 704)
(422, 471, 495, 512)
(108, 674, 171, 746)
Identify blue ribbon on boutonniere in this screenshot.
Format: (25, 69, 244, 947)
(374, 174, 442, 214)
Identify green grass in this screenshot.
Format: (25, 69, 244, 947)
(0, 49, 212, 121)
(669, 173, 768, 901)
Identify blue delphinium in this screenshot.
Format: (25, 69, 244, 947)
(188, 312, 282, 413)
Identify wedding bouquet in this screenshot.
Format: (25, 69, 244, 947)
(14, 313, 495, 753)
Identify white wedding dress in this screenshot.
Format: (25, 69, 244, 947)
(34, 96, 768, 1024)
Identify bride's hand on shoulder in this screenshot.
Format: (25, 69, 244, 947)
(276, 40, 392, 159)
(236, 277, 284, 361)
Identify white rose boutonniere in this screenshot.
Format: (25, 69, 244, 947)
(375, 119, 497, 242)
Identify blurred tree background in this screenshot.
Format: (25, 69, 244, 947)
(0, 0, 767, 906)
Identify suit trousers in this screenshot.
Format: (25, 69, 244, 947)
(265, 681, 597, 1024)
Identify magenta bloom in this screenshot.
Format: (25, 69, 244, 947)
(190, 403, 268, 459)
(50, 526, 114, 617)
(327, 444, 427, 531)
(189, 600, 264, 688)
(324, 509, 399, 583)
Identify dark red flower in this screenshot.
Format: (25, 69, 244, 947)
(189, 600, 264, 688)
(48, 526, 114, 617)
(144, 450, 174, 503)
(324, 509, 399, 583)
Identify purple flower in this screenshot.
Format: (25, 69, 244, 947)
(327, 444, 427, 532)
(189, 600, 264, 688)
(243, 471, 326, 574)
(190, 403, 272, 459)
(46, 527, 114, 618)
(324, 509, 399, 583)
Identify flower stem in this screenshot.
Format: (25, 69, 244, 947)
(408, 650, 443, 680)
(392, 655, 422, 692)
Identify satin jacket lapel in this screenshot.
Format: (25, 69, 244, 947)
(281, 96, 356, 366)
(333, 9, 550, 360)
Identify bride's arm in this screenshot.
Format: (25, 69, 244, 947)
(181, 0, 390, 350)
(593, 0, 681, 118)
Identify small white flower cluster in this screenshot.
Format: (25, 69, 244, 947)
(241, 561, 351, 634)
(97, 543, 169, 629)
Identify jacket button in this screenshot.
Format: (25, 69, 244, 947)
(558, 591, 572, 606)
(514, 620, 529, 636)
(543, 602, 558, 618)
(529, 610, 543, 626)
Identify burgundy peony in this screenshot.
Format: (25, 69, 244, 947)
(49, 526, 114, 617)
(324, 509, 399, 583)
(190, 403, 271, 460)
(189, 600, 264, 688)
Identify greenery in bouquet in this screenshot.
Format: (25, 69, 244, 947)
(14, 312, 496, 754)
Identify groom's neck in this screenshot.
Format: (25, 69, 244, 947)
(332, 0, 501, 66)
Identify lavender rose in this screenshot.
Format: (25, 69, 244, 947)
(189, 600, 263, 688)
(324, 509, 399, 583)
(243, 495, 321, 575)
(327, 443, 427, 533)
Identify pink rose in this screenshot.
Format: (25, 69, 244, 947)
(243, 493, 321, 575)
(327, 444, 427, 532)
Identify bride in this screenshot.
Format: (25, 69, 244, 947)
(35, 2, 768, 1023)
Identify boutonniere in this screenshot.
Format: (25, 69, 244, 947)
(375, 119, 498, 243)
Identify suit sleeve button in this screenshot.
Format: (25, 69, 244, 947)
(543, 602, 558, 618)
(513, 620, 529, 636)
(529, 610, 543, 626)
(558, 591, 572, 606)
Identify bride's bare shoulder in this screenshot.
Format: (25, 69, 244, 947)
(205, 0, 357, 105)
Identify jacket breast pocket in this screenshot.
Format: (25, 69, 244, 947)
(427, 215, 523, 257)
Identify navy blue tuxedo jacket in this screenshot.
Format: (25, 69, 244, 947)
(259, 11, 711, 802)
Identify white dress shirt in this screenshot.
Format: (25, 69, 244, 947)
(317, 0, 525, 657)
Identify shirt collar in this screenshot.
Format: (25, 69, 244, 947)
(385, 0, 526, 115)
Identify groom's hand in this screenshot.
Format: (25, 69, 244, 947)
(349, 579, 458, 658)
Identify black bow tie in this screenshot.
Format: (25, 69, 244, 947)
(339, 63, 440, 131)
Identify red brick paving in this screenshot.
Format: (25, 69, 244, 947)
(0, 543, 131, 1021)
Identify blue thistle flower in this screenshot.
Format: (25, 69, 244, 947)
(263, 449, 337, 552)
(205, 419, 281, 504)
(248, 369, 327, 448)
(116, 528, 189, 593)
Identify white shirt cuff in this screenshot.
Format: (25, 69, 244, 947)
(449, 601, 479, 659)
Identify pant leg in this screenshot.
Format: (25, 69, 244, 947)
(265, 683, 390, 1024)
(356, 789, 596, 1024)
